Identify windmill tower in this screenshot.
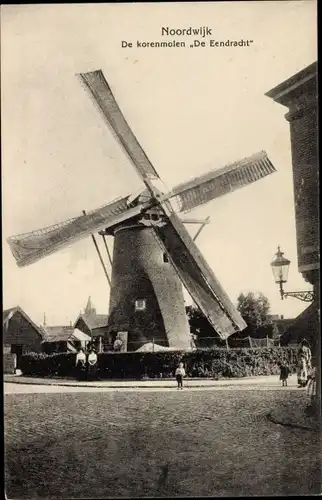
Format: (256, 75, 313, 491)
(7, 70, 277, 352)
(104, 193, 191, 350)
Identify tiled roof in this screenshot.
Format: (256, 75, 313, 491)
(41, 326, 92, 343)
(75, 313, 109, 330)
(42, 326, 75, 342)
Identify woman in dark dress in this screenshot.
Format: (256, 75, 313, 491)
(75, 348, 86, 380)
(87, 348, 98, 381)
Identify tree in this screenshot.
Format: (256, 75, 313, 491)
(186, 305, 209, 333)
(236, 292, 272, 336)
(185, 305, 219, 347)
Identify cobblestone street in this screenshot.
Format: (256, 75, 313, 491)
(4, 386, 321, 498)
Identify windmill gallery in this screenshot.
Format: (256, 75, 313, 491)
(7, 70, 276, 352)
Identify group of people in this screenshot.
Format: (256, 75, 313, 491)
(279, 339, 316, 407)
(74, 341, 317, 404)
(75, 347, 98, 380)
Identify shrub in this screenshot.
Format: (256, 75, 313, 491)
(19, 347, 298, 380)
(19, 352, 75, 377)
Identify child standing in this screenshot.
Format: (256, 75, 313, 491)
(279, 361, 290, 387)
(175, 362, 186, 390)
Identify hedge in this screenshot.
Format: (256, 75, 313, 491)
(19, 347, 298, 379)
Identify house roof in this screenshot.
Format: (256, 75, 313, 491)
(280, 303, 318, 346)
(74, 313, 109, 330)
(274, 318, 294, 329)
(265, 62, 317, 106)
(42, 326, 75, 342)
(3, 307, 16, 324)
(3, 306, 46, 340)
(41, 326, 91, 343)
(72, 328, 91, 342)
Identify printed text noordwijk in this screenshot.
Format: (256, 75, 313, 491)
(161, 26, 212, 38)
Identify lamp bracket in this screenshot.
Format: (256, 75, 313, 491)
(282, 290, 315, 302)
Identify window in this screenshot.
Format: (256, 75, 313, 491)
(135, 299, 146, 311)
(151, 214, 159, 221)
(163, 253, 169, 263)
(143, 214, 150, 220)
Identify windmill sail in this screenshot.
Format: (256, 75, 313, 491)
(168, 151, 276, 212)
(153, 211, 247, 338)
(78, 70, 160, 182)
(7, 195, 140, 267)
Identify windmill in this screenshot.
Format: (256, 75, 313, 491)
(7, 70, 276, 351)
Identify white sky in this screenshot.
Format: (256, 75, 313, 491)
(2, 1, 317, 326)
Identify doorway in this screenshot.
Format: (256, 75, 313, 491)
(11, 344, 23, 369)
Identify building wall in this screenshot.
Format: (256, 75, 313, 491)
(92, 327, 111, 344)
(286, 89, 319, 282)
(266, 63, 318, 286)
(3, 353, 17, 374)
(74, 319, 111, 346)
(3, 311, 43, 353)
(3, 344, 16, 373)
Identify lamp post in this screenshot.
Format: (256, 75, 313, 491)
(270, 246, 315, 302)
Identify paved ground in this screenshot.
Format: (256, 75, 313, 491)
(3, 373, 301, 389)
(4, 381, 321, 498)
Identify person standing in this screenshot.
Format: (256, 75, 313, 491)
(297, 353, 308, 388)
(113, 334, 123, 352)
(87, 348, 98, 381)
(175, 362, 186, 390)
(297, 339, 311, 387)
(307, 365, 317, 408)
(279, 361, 290, 387)
(300, 339, 312, 371)
(75, 348, 86, 380)
(190, 333, 197, 350)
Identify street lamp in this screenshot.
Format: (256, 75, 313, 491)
(270, 246, 315, 302)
